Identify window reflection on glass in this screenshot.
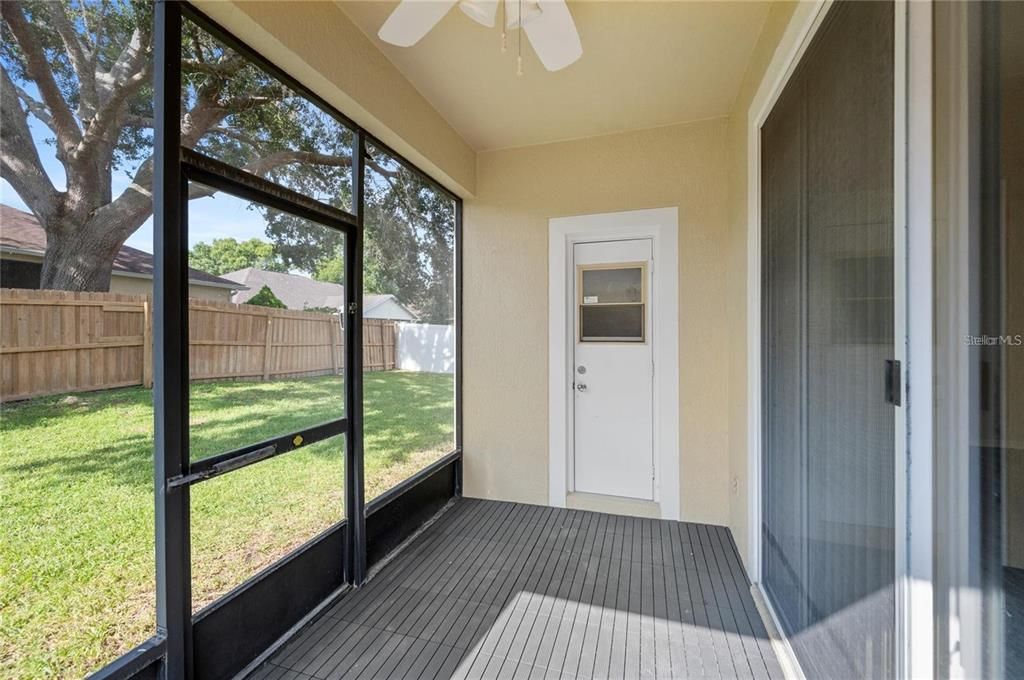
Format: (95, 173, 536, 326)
(580, 305, 645, 342)
(934, 3, 1023, 678)
(983, 2, 1023, 675)
(578, 265, 646, 342)
(361, 145, 456, 502)
(180, 17, 354, 211)
(582, 267, 643, 303)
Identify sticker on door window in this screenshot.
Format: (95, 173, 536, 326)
(578, 263, 646, 342)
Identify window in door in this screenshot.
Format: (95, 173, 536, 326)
(577, 264, 646, 342)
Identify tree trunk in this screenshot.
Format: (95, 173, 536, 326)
(39, 215, 126, 291)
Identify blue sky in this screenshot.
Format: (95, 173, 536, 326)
(1, 112, 270, 252)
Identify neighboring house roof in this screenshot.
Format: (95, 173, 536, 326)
(0, 204, 240, 290)
(223, 268, 344, 309)
(362, 294, 418, 321)
(222, 267, 417, 319)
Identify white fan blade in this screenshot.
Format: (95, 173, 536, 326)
(460, 0, 499, 27)
(379, 0, 459, 47)
(523, 0, 581, 71)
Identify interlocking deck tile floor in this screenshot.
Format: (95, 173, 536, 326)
(247, 498, 783, 680)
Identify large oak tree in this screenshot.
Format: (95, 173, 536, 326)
(1, 1, 454, 322)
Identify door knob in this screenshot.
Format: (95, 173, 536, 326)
(576, 383, 587, 392)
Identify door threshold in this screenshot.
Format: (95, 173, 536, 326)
(566, 491, 661, 519)
(750, 583, 806, 680)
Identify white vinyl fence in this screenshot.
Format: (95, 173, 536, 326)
(396, 322, 454, 374)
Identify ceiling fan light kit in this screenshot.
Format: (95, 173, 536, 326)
(504, 0, 543, 30)
(459, 0, 499, 28)
(377, 0, 582, 73)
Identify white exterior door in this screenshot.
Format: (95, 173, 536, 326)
(572, 239, 654, 500)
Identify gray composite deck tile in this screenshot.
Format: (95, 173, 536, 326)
(247, 498, 783, 680)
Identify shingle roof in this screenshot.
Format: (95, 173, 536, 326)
(363, 293, 400, 314)
(222, 268, 345, 309)
(222, 268, 414, 317)
(0, 204, 240, 289)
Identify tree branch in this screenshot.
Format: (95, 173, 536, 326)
(48, 1, 97, 118)
(84, 0, 106, 63)
(123, 114, 154, 129)
(244, 150, 353, 177)
(101, 26, 150, 97)
(85, 155, 154, 246)
(181, 56, 247, 78)
(209, 126, 264, 150)
(12, 82, 55, 132)
(0, 64, 59, 222)
(1, 1, 82, 158)
(217, 91, 286, 114)
(84, 27, 151, 149)
(367, 157, 399, 180)
(81, 58, 150, 151)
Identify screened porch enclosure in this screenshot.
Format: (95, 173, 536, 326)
(6, 0, 1021, 678)
(79, 4, 789, 680)
(88, 3, 464, 678)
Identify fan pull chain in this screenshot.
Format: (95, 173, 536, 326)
(516, 0, 523, 75)
(501, 0, 507, 53)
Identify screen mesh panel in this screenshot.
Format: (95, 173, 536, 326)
(761, 3, 895, 678)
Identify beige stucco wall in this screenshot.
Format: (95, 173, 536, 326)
(463, 118, 734, 526)
(462, 2, 797, 542)
(194, 0, 476, 198)
(108, 275, 233, 302)
(194, 0, 799, 558)
(724, 2, 798, 566)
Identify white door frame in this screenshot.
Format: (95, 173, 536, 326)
(744, 1, 933, 678)
(548, 208, 679, 520)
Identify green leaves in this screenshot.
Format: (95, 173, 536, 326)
(188, 237, 286, 276)
(246, 284, 286, 309)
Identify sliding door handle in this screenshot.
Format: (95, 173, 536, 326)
(884, 359, 901, 406)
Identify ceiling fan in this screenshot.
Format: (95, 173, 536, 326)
(378, 0, 583, 72)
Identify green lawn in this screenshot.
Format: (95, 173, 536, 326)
(0, 371, 454, 678)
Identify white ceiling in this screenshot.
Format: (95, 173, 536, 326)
(336, 1, 773, 151)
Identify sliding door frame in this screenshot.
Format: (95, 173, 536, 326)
(902, 2, 935, 678)
(744, 1, 933, 678)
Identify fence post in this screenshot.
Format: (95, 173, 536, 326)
(329, 315, 339, 375)
(390, 321, 397, 370)
(262, 313, 273, 381)
(143, 297, 154, 388)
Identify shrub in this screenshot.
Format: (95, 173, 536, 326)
(247, 285, 286, 308)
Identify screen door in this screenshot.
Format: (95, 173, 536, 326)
(760, 2, 896, 677)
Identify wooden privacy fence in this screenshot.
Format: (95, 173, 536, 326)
(0, 289, 396, 402)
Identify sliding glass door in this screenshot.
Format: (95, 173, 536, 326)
(934, 2, 1023, 677)
(761, 2, 896, 677)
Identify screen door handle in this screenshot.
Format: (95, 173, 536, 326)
(884, 360, 901, 406)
